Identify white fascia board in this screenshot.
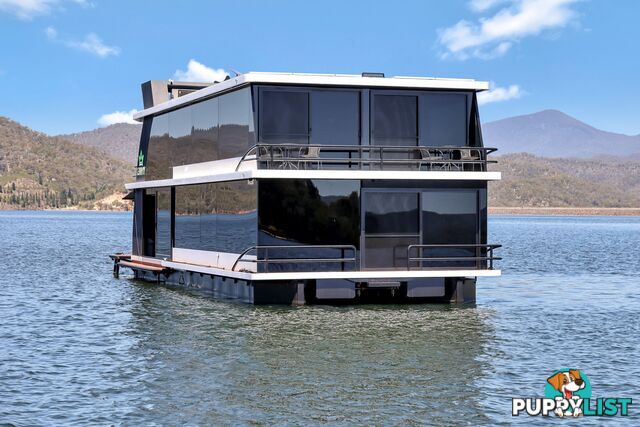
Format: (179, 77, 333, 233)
(125, 170, 501, 190)
(159, 259, 501, 281)
(133, 72, 490, 121)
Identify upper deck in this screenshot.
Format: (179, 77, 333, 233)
(130, 72, 499, 187)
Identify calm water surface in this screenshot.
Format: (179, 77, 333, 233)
(1, 212, 639, 425)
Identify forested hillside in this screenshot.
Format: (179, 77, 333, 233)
(0, 117, 133, 210)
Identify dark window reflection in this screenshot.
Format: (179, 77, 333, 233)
(144, 88, 253, 180)
(219, 88, 252, 158)
(191, 98, 219, 165)
(258, 179, 360, 272)
(422, 93, 468, 147)
(373, 94, 418, 146)
(169, 107, 193, 167)
(174, 180, 256, 254)
(364, 192, 419, 234)
(155, 188, 172, 258)
(260, 90, 309, 144)
(175, 185, 203, 250)
(421, 190, 478, 267)
(311, 91, 359, 146)
(146, 114, 171, 180)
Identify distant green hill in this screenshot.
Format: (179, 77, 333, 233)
(2, 113, 640, 211)
(490, 153, 640, 207)
(0, 117, 133, 210)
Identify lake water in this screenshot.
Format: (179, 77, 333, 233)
(1, 211, 639, 425)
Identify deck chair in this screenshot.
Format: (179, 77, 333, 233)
(417, 147, 444, 171)
(299, 145, 322, 169)
(459, 148, 482, 171)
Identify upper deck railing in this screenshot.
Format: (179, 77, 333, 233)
(236, 144, 497, 172)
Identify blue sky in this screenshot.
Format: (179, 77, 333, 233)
(0, 0, 638, 135)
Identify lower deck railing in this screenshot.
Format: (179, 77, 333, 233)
(407, 244, 502, 270)
(231, 245, 358, 272)
(230, 244, 501, 273)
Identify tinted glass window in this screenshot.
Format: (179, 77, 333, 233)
(169, 106, 193, 167)
(199, 183, 217, 251)
(422, 93, 467, 147)
(174, 181, 256, 254)
(155, 188, 172, 258)
(311, 91, 359, 146)
(191, 98, 219, 164)
(216, 180, 257, 253)
(373, 95, 418, 146)
(260, 90, 309, 143)
(146, 114, 171, 180)
(175, 185, 202, 250)
(364, 192, 419, 234)
(422, 190, 477, 267)
(219, 88, 252, 159)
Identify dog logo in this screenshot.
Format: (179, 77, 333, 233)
(545, 369, 590, 416)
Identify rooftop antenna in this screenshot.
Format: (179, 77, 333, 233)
(229, 68, 242, 77)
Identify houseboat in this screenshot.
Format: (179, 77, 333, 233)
(111, 72, 501, 304)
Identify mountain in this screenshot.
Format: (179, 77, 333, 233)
(0, 117, 133, 210)
(60, 123, 141, 164)
(489, 153, 640, 207)
(483, 109, 640, 158)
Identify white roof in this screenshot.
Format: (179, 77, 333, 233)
(133, 72, 489, 121)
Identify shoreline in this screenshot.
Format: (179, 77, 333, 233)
(2, 207, 639, 216)
(488, 207, 640, 216)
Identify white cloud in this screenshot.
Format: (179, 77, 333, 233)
(0, 0, 87, 20)
(45, 26, 120, 57)
(97, 109, 139, 127)
(477, 83, 523, 105)
(174, 59, 228, 82)
(44, 25, 56, 38)
(469, 0, 509, 12)
(68, 33, 120, 57)
(439, 0, 580, 60)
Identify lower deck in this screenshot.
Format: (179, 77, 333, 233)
(112, 254, 499, 305)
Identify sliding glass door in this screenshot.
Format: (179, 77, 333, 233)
(362, 189, 480, 269)
(362, 191, 420, 269)
(421, 190, 479, 268)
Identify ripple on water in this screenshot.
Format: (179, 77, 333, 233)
(0, 211, 639, 425)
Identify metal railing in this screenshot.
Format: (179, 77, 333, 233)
(407, 244, 502, 270)
(230, 245, 358, 272)
(229, 243, 500, 273)
(235, 144, 497, 172)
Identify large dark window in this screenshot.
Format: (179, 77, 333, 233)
(421, 190, 478, 267)
(219, 88, 253, 158)
(260, 90, 309, 144)
(174, 180, 256, 254)
(258, 179, 360, 272)
(145, 114, 170, 180)
(364, 193, 419, 234)
(421, 93, 468, 147)
(363, 192, 420, 269)
(310, 91, 359, 146)
(175, 185, 204, 250)
(144, 88, 252, 180)
(169, 107, 193, 167)
(372, 94, 418, 146)
(155, 188, 172, 258)
(190, 98, 219, 165)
